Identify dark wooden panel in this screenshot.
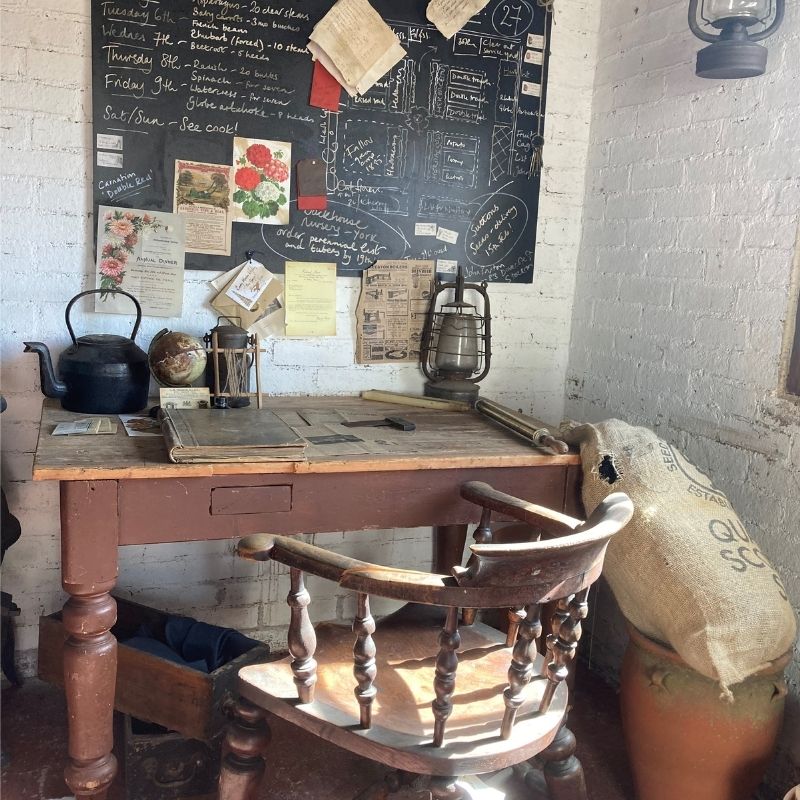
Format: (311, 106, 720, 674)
(211, 485, 292, 516)
(117, 466, 569, 545)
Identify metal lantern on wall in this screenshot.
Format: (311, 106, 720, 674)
(688, 0, 785, 78)
(420, 267, 491, 404)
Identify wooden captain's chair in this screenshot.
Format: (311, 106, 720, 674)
(218, 482, 633, 800)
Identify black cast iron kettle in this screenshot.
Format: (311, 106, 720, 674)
(24, 289, 150, 414)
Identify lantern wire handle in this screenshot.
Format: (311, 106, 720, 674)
(688, 0, 718, 43)
(749, 0, 784, 41)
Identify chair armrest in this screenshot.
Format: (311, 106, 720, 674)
(461, 481, 582, 536)
(237, 534, 371, 582)
(239, 535, 502, 606)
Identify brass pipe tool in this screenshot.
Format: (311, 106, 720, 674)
(475, 398, 568, 454)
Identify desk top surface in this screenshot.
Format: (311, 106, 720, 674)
(33, 397, 578, 481)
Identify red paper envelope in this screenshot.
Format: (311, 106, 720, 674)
(309, 60, 342, 112)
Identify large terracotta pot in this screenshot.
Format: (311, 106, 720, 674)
(620, 623, 789, 800)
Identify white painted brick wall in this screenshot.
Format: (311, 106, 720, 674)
(567, 0, 800, 789)
(0, 0, 600, 672)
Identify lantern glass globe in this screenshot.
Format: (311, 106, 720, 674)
(705, 0, 767, 23)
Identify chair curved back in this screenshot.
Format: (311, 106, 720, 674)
(453, 484, 633, 605)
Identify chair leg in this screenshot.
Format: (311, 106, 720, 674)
(218, 699, 271, 800)
(538, 725, 586, 800)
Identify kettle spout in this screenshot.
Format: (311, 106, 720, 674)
(23, 342, 67, 399)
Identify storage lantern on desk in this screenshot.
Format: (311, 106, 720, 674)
(203, 317, 262, 409)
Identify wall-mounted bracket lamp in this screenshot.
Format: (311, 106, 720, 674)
(689, 0, 785, 78)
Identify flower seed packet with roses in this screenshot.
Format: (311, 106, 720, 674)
(231, 137, 292, 226)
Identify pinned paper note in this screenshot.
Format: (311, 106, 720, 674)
(211, 260, 282, 332)
(415, 222, 438, 237)
(97, 133, 123, 151)
(225, 260, 275, 311)
(97, 151, 123, 169)
(524, 49, 544, 65)
(284, 261, 337, 337)
(426, 0, 491, 39)
(436, 227, 459, 245)
(307, 0, 406, 97)
(522, 81, 542, 97)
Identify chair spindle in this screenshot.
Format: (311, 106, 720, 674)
(540, 595, 571, 678)
(352, 592, 377, 729)
(501, 603, 541, 739)
(287, 567, 317, 704)
(432, 606, 461, 747)
(462, 508, 493, 627)
(539, 588, 589, 713)
(506, 607, 525, 646)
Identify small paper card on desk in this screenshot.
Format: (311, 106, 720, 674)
(159, 387, 211, 410)
(119, 414, 162, 437)
(52, 417, 118, 435)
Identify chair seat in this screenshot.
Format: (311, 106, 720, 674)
(238, 608, 567, 776)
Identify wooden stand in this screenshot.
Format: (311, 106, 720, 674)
(209, 332, 263, 409)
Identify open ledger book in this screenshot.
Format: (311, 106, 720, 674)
(160, 408, 307, 464)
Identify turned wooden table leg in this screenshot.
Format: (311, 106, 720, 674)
(539, 725, 587, 800)
(218, 699, 271, 800)
(61, 482, 120, 799)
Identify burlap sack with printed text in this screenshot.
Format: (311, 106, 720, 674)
(562, 419, 796, 693)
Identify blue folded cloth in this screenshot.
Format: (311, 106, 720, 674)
(124, 615, 260, 673)
(165, 616, 259, 672)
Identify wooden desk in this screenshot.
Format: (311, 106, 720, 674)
(33, 397, 581, 799)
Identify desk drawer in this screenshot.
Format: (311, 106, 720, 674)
(117, 466, 573, 545)
(211, 485, 292, 515)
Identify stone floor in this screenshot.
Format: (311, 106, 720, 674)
(2, 662, 634, 800)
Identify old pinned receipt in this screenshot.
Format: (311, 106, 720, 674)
(307, 0, 406, 96)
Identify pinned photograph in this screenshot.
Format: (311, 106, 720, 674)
(231, 137, 292, 225)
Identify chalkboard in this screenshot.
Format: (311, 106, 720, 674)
(92, 0, 551, 282)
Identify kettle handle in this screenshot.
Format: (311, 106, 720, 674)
(65, 289, 143, 345)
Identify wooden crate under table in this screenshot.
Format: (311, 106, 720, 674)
(38, 596, 270, 741)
